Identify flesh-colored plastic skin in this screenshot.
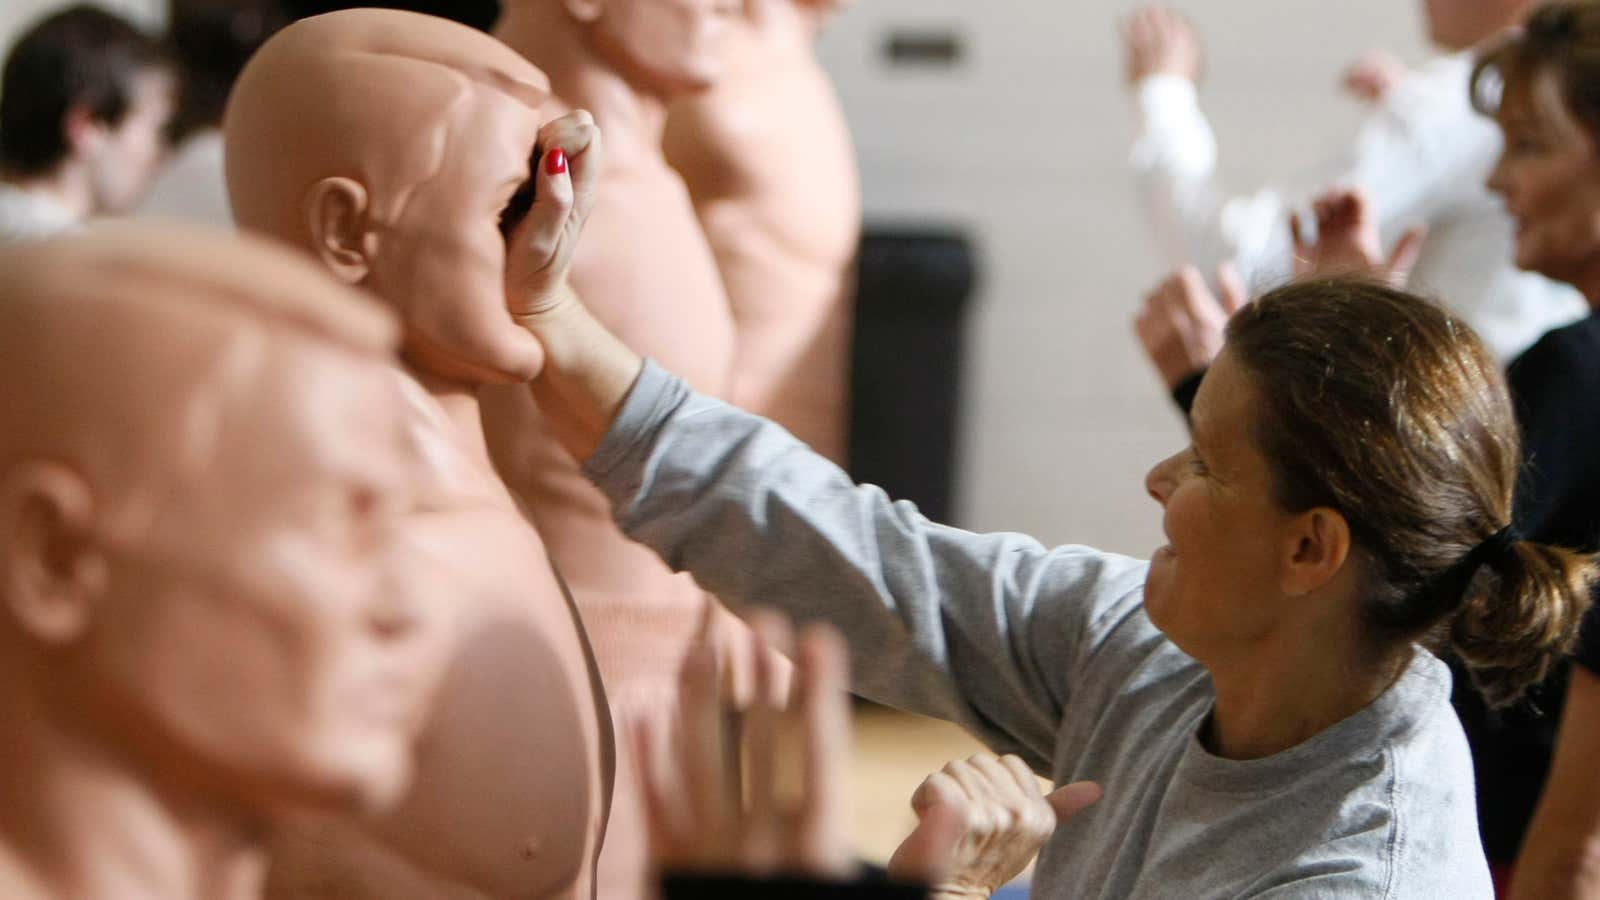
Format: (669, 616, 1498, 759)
(663, 0, 861, 463)
(0, 226, 456, 900)
(224, 12, 613, 899)
(487, 2, 775, 896)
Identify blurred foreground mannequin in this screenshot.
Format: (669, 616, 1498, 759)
(638, 614, 1103, 900)
(1124, 0, 1584, 363)
(0, 6, 174, 241)
(663, 0, 860, 462)
(226, 11, 611, 897)
(139, 0, 290, 227)
(490, 2, 760, 895)
(0, 227, 455, 900)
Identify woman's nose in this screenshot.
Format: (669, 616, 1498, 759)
(1485, 155, 1512, 199)
(1146, 454, 1178, 506)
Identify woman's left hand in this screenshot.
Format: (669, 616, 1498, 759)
(888, 755, 1102, 898)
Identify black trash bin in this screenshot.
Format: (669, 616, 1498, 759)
(848, 226, 980, 524)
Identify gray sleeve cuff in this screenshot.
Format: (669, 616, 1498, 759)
(581, 358, 691, 488)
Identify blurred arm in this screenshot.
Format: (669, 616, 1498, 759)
(1509, 665, 1600, 899)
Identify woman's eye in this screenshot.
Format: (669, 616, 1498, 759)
(1509, 134, 1545, 155)
(1186, 451, 1209, 475)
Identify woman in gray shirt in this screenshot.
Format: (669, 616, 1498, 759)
(513, 192, 1593, 895)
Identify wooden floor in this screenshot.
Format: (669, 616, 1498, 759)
(846, 705, 988, 864)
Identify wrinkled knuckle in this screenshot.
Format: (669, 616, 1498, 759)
(989, 806, 1015, 834)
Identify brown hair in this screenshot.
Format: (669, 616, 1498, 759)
(1472, 0, 1600, 142)
(0, 5, 172, 176)
(1225, 278, 1596, 708)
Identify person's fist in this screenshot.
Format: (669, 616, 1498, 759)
(1134, 264, 1246, 391)
(1122, 6, 1203, 84)
(505, 110, 603, 328)
(1291, 187, 1425, 287)
(888, 753, 1101, 899)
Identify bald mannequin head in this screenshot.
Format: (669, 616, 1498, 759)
(0, 226, 451, 820)
(225, 10, 550, 383)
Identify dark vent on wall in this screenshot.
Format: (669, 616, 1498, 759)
(884, 28, 965, 68)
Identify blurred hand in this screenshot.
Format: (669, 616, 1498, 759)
(505, 110, 602, 332)
(888, 754, 1102, 899)
(1341, 50, 1408, 104)
(1291, 187, 1425, 287)
(1134, 264, 1246, 390)
(635, 611, 857, 880)
(1122, 6, 1203, 84)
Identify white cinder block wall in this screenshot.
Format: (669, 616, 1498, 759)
(1, 1, 1427, 558)
(817, 0, 1429, 556)
(2, 0, 163, 56)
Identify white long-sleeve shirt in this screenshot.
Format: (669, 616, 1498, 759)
(0, 182, 79, 244)
(1130, 56, 1586, 362)
(137, 130, 233, 229)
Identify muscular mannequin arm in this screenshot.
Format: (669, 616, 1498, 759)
(1510, 665, 1600, 899)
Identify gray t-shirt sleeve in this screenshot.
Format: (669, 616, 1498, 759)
(583, 361, 1149, 769)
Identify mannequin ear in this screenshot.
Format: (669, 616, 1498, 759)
(562, 0, 605, 24)
(0, 462, 106, 645)
(306, 177, 375, 285)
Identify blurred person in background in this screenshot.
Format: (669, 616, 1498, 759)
(139, 0, 288, 226)
(0, 4, 173, 242)
(1123, 0, 1584, 371)
(1469, 3, 1600, 895)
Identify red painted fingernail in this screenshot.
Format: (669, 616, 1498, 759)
(545, 148, 567, 175)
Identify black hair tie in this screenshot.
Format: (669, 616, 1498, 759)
(1464, 525, 1521, 576)
(1418, 524, 1521, 613)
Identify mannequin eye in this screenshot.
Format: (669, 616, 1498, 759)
(498, 144, 543, 241)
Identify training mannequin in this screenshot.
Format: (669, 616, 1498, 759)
(663, 0, 861, 463)
(224, 11, 612, 898)
(0, 226, 456, 900)
(489, 2, 771, 895)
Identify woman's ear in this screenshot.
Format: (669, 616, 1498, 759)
(306, 177, 376, 285)
(0, 462, 106, 645)
(562, 0, 605, 24)
(1281, 506, 1352, 597)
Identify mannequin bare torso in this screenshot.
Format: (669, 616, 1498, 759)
(266, 379, 613, 900)
(223, 13, 613, 898)
(485, 6, 750, 896)
(664, 0, 861, 462)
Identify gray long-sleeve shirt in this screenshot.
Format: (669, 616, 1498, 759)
(583, 361, 1493, 899)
